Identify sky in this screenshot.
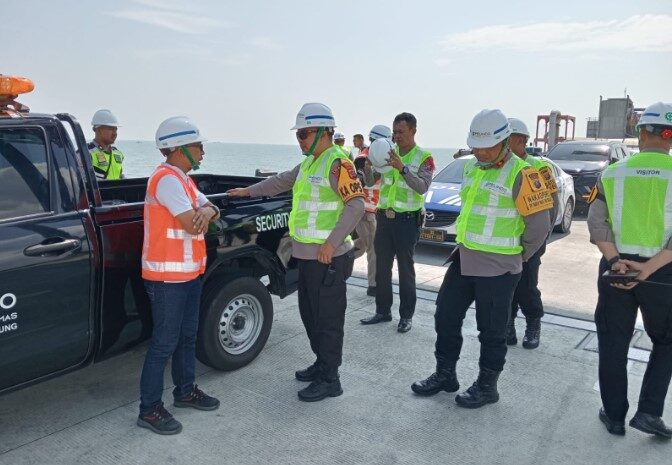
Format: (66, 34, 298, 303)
(2, 0, 671, 147)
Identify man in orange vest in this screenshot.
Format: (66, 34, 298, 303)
(137, 116, 221, 435)
(353, 124, 391, 296)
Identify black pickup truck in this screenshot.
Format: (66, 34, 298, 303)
(0, 110, 297, 394)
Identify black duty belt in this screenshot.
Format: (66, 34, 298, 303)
(376, 208, 421, 220)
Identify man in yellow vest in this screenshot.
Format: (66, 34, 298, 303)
(138, 116, 221, 435)
(412, 109, 552, 408)
(227, 103, 364, 402)
(89, 109, 126, 180)
(506, 118, 556, 349)
(588, 101, 672, 439)
(360, 113, 435, 333)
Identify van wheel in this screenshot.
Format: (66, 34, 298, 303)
(554, 198, 574, 233)
(197, 277, 273, 371)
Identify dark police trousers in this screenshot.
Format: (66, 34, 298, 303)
(435, 253, 521, 371)
(595, 256, 672, 421)
(510, 242, 546, 321)
(374, 210, 421, 318)
(297, 252, 354, 378)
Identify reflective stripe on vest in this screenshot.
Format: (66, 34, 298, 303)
(91, 147, 124, 180)
(456, 155, 527, 254)
(601, 151, 672, 257)
(289, 146, 352, 244)
(142, 165, 207, 281)
(378, 145, 431, 212)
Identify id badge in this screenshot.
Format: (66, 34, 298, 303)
(385, 209, 396, 219)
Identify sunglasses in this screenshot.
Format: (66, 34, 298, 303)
(296, 128, 319, 140)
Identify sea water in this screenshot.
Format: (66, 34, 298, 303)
(115, 141, 459, 178)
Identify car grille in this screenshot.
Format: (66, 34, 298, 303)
(425, 210, 459, 227)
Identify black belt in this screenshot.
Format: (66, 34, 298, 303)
(376, 208, 421, 219)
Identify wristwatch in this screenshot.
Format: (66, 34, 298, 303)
(401, 165, 409, 175)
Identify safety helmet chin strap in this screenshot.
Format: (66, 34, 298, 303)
(180, 146, 200, 171)
(303, 127, 325, 157)
(475, 140, 509, 169)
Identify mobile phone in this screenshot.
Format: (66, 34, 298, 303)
(601, 270, 640, 284)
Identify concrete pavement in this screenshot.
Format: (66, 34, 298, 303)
(0, 283, 669, 465)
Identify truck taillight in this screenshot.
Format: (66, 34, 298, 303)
(0, 76, 34, 97)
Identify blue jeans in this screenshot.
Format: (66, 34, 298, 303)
(139, 278, 202, 413)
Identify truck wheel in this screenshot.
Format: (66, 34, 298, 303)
(197, 277, 273, 371)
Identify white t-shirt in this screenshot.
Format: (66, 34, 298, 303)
(155, 164, 208, 216)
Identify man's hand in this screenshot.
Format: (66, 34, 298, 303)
(227, 187, 251, 197)
(318, 242, 336, 264)
(192, 206, 216, 234)
(386, 149, 404, 172)
(610, 259, 642, 290)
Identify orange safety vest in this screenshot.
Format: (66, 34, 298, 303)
(356, 148, 381, 213)
(141, 165, 207, 281)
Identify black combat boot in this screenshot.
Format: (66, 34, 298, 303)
(455, 367, 500, 408)
(411, 359, 459, 396)
(506, 317, 517, 346)
(298, 373, 343, 402)
(522, 317, 541, 349)
(295, 361, 321, 382)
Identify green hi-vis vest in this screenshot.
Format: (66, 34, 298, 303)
(378, 145, 431, 212)
(601, 151, 672, 257)
(289, 145, 352, 245)
(456, 155, 528, 254)
(524, 155, 550, 171)
(91, 146, 124, 180)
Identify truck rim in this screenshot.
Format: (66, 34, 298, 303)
(218, 293, 264, 355)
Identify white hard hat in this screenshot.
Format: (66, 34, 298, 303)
(467, 109, 511, 149)
(291, 102, 336, 130)
(507, 117, 530, 137)
(91, 109, 120, 128)
(368, 124, 392, 140)
(368, 138, 395, 173)
(636, 102, 672, 129)
(155, 116, 207, 149)
(334, 132, 345, 140)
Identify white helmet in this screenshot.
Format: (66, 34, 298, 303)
(91, 109, 120, 128)
(290, 102, 336, 130)
(467, 109, 511, 149)
(155, 116, 207, 149)
(367, 138, 395, 173)
(507, 117, 530, 137)
(334, 132, 345, 140)
(368, 124, 392, 140)
(636, 102, 672, 129)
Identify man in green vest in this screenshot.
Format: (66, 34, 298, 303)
(227, 102, 364, 402)
(506, 118, 556, 349)
(588, 101, 672, 439)
(412, 109, 552, 409)
(89, 109, 125, 180)
(360, 112, 435, 333)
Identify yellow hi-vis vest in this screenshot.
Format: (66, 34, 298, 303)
(601, 151, 672, 257)
(378, 145, 431, 212)
(289, 145, 351, 245)
(456, 155, 528, 254)
(90, 143, 124, 180)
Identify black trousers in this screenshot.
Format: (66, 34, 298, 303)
(510, 242, 546, 321)
(297, 252, 354, 378)
(435, 253, 521, 372)
(595, 256, 672, 421)
(374, 211, 421, 319)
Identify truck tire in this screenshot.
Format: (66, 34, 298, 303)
(197, 277, 273, 371)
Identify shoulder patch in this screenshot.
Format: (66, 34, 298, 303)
(587, 185, 599, 204)
(423, 156, 436, 171)
(337, 163, 364, 203)
(538, 166, 558, 194)
(515, 168, 554, 216)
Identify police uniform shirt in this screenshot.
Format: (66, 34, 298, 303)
(248, 158, 365, 260)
